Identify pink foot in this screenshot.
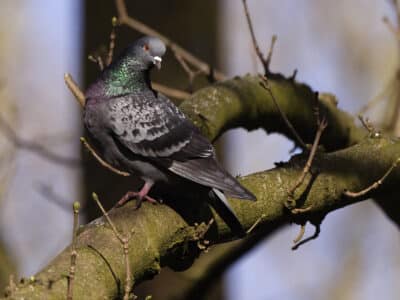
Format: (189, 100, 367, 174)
(115, 181, 157, 209)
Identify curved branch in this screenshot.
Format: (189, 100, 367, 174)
(4, 136, 400, 299)
(179, 75, 364, 149)
(3, 74, 375, 299)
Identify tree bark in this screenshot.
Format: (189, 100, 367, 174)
(5, 74, 391, 300)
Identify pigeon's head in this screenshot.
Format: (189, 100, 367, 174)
(127, 36, 166, 70)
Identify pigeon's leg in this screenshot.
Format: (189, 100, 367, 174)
(116, 181, 157, 209)
(134, 181, 157, 209)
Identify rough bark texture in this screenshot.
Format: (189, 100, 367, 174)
(5, 74, 395, 300)
(0, 242, 14, 292)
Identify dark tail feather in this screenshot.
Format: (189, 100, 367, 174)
(168, 157, 257, 201)
(222, 174, 257, 201)
(208, 188, 246, 238)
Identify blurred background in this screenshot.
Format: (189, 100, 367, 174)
(0, 0, 399, 299)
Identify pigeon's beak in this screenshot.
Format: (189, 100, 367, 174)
(153, 56, 162, 70)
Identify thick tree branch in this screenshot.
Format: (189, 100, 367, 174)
(3, 74, 372, 299)
(179, 75, 364, 149)
(4, 135, 400, 299)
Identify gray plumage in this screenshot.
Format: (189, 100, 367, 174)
(84, 36, 256, 235)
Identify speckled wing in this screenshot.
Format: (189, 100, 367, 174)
(107, 91, 213, 160)
(107, 92, 255, 200)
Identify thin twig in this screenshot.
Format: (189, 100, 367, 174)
(358, 76, 396, 115)
(89, 17, 118, 70)
(292, 223, 321, 250)
(382, 1, 400, 134)
(0, 113, 81, 167)
(265, 35, 277, 69)
(114, 0, 225, 81)
(259, 75, 307, 149)
(65, 73, 184, 177)
(289, 69, 298, 81)
(67, 201, 80, 300)
(106, 17, 119, 66)
(287, 115, 328, 208)
(80, 137, 130, 177)
(64, 73, 85, 107)
(286, 100, 327, 214)
(92, 193, 133, 300)
(89, 51, 190, 99)
(383, 15, 400, 39)
(357, 115, 375, 134)
(67, 70, 187, 106)
(246, 214, 266, 234)
(242, 0, 265, 69)
(64, 74, 130, 177)
(36, 183, 76, 211)
(174, 53, 203, 93)
(291, 206, 313, 214)
(242, 0, 276, 73)
(152, 82, 190, 101)
(344, 157, 400, 197)
(292, 223, 306, 244)
(88, 55, 105, 71)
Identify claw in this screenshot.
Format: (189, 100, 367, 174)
(115, 181, 157, 209)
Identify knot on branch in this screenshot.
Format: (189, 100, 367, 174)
(163, 220, 213, 271)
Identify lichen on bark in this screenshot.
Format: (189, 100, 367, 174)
(5, 74, 399, 300)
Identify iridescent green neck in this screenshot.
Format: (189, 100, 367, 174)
(102, 57, 150, 97)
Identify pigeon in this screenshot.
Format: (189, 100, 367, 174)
(83, 36, 256, 236)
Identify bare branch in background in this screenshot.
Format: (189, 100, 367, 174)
(174, 53, 204, 93)
(86, 14, 191, 100)
(242, 0, 276, 74)
(358, 75, 396, 115)
(378, 2, 400, 133)
(87, 33, 191, 101)
(36, 183, 76, 211)
(259, 75, 307, 149)
(114, 0, 226, 81)
(265, 35, 277, 70)
(0, 113, 81, 168)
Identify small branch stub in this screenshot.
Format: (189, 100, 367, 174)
(64, 73, 85, 107)
(67, 201, 80, 300)
(92, 193, 134, 300)
(81, 137, 130, 177)
(344, 157, 400, 198)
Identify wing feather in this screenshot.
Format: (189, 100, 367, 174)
(105, 91, 255, 200)
(106, 91, 213, 159)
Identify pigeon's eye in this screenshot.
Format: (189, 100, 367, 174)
(143, 44, 150, 51)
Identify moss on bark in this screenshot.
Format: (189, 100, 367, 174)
(6, 75, 396, 300)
